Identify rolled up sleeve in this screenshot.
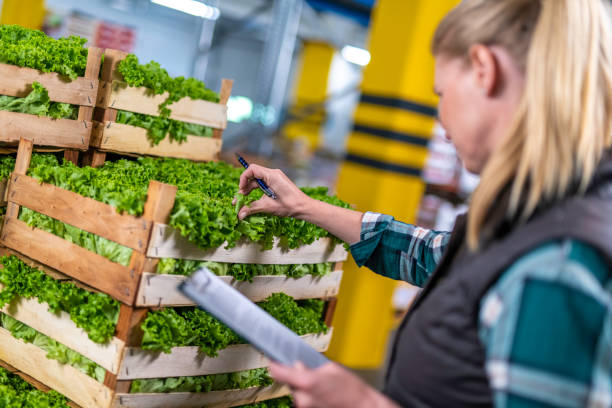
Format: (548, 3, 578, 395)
(350, 212, 450, 287)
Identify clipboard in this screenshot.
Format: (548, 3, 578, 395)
(179, 267, 330, 369)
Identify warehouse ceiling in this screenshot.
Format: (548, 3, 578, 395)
(305, 0, 374, 26)
(209, 0, 371, 47)
(104, 0, 371, 47)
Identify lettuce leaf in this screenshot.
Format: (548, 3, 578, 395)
(141, 293, 327, 355)
(130, 367, 272, 393)
(115, 110, 213, 145)
(0, 82, 78, 119)
(0, 314, 105, 382)
(26, 156, 351, 251)
(116, 54, 219, 145)
(156, 258, 333, 282)
(0, 366, 69, 407)
(0, 25, 88, 80)
(19, 208, 133, 266)
(0, 255, 119, 344)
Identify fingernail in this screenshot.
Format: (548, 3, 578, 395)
(238, 211, 246, 220)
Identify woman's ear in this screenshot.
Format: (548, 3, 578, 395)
(468, 44, 499, 96)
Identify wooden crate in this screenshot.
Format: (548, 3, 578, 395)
(0, 139, 348, 306)
(0, 48, 102, 155)
(0, 138, 348, 407)
(0, 330, 291, 408)
(87, 49, 232, 165)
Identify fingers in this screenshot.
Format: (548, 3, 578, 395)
(238, 178, 259, 196)
(237, 196, 274, 220)
(269, 362, 312, 390)
(238, 164, 274, 194)
(293, 391, 316, 408)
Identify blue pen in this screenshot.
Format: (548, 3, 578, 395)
(235, 153, 278, 200)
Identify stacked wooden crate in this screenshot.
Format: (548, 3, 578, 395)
(0, 139, 347, 407)
(0, 47, 102, 162)
(87, 49, 232, 166)
(0, 46, 102, 216)
(0, 46, 347, 408)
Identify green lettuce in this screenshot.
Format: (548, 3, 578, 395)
(26, 156, 350, 251)
(0, 82, 77, 119)
(141, 293, 327, 355)
(130, 367, 272, 394)
(18, 208, 133, 266)
(0, 366, 69, 407)
(0, 255, 119, 344)
(116, 54, 219, 145)
(0, 155, 15, 181)
(156, 258, 333, 282)
(0, 25, 88, 80)
(0, 314, 105, 382)
(115, 110, 213, 145)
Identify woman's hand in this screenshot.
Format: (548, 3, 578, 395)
(235, 164, 364, 245)
(235, 164, 313, 220)
(269, 361, 400, 408)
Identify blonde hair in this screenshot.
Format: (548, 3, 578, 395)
(433, 0, 612, 250)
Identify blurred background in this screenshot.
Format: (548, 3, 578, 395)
(0, 0, 479, 386)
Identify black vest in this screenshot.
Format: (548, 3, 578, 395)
(384, 159, 612, 407)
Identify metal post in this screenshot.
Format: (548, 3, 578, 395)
(248, 0, 303, 154)
(192, 0, 219, 82)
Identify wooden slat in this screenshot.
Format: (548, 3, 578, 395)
(112, 383, 289, 408)
(118, 331, 332, 380)
(65, 47, 103, 163)
(0, 179, 7, 205)
(0, 359, 18, 372)
(0, 219, 138, 304)
(213, 79, 233, 141)
(0, 112, 90, 149)
(0, 328, 113, 408)
(147, 224, 349, 264)
(63, 150, 80, 165)
(8, 174, 151, 251)
(100, 49, 128, 84)
(0, 247, 111, 295)
(0, 359, 80, 408)
(105, 81, 228, 129)
(0, 63, 98, 106)
(5, 138, 32, 220)
(96, 122, 222, 161)
(218, 79, 234, 106)
(1, 291, 124, 373)
(324, 298, 338, 327)
(82, 149, 107, 167)
(106, 180, 178, 391)
(0, 147, 63, 154)
(136, 270, 344, 307)
(129, 180, 177, 286)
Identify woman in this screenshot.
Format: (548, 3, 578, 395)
(236, 0, 612, 407)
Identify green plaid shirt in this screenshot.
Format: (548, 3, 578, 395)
(350, 212, 612, 408)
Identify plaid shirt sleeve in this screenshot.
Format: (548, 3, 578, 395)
(349, 211, 451, 287)
(479, 239, 612, 408)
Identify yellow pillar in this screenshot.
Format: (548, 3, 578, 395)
(284, 41, 335, 150)
(326, 0, 459, 368)
(1, 0, 45, 30)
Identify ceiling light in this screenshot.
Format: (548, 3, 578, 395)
(151, 0, 221, 20)
(341, 45, 371, 66)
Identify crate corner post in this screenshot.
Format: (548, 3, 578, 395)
(105, 179, 178, 394)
